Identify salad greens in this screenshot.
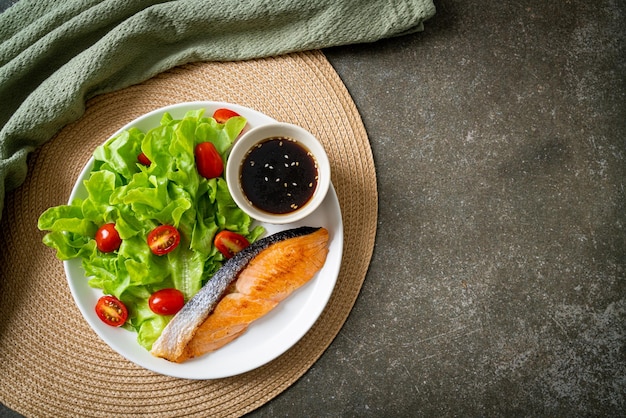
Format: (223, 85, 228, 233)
(38, 109, 264, 350)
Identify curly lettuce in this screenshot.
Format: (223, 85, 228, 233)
(38, 109, 264, 349)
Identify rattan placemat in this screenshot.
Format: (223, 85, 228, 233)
(0, 50, 377, 417)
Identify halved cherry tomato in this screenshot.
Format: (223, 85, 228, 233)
(195, 142, 223, 179)
(149, 288, 185, 316)
(147, 225, 180, 256)
(214, 230, 250, 259)
(213, 108, 240, 124)
(95, 295, 128, 327)
(137, 152, 151, 166)
(95, 223, 122, 253)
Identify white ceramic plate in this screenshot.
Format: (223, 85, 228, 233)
(64, 101, 343, 379)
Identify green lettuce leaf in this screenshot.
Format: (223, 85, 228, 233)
(38, 108, 264, 350)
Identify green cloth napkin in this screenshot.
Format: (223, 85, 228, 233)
(0, 0, 435, 217)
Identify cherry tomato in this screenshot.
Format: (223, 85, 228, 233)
(137, 152, 151, 166)
(95, 223, 122, 253)
(95, 295, 128, 327)
(195, 142, 223, 179)
(147, 225, 180, 256)
(213, 108, 240, 124)
(214, 230, 250, 259)
(149, 288, 185, 316)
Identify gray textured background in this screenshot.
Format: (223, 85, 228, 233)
(2, 0, 624, 416)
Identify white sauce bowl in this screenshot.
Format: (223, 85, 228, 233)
(226, 122, 331, 224)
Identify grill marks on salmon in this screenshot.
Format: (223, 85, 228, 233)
(150, 226, 330, 362)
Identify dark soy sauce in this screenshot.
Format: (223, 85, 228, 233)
(240, 137, 318, 214)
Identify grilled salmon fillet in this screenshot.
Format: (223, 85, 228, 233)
(151, 226, 329, 362)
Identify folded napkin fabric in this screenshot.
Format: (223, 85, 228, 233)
(0, 0, 435, 217)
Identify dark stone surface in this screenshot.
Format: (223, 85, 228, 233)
(249, 1, 625, 416)
(2, 0, 624, 416)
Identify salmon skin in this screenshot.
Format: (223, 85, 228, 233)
(151, 226, 329, 362)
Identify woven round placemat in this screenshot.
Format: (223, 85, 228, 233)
(0, 50, 377, 418)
